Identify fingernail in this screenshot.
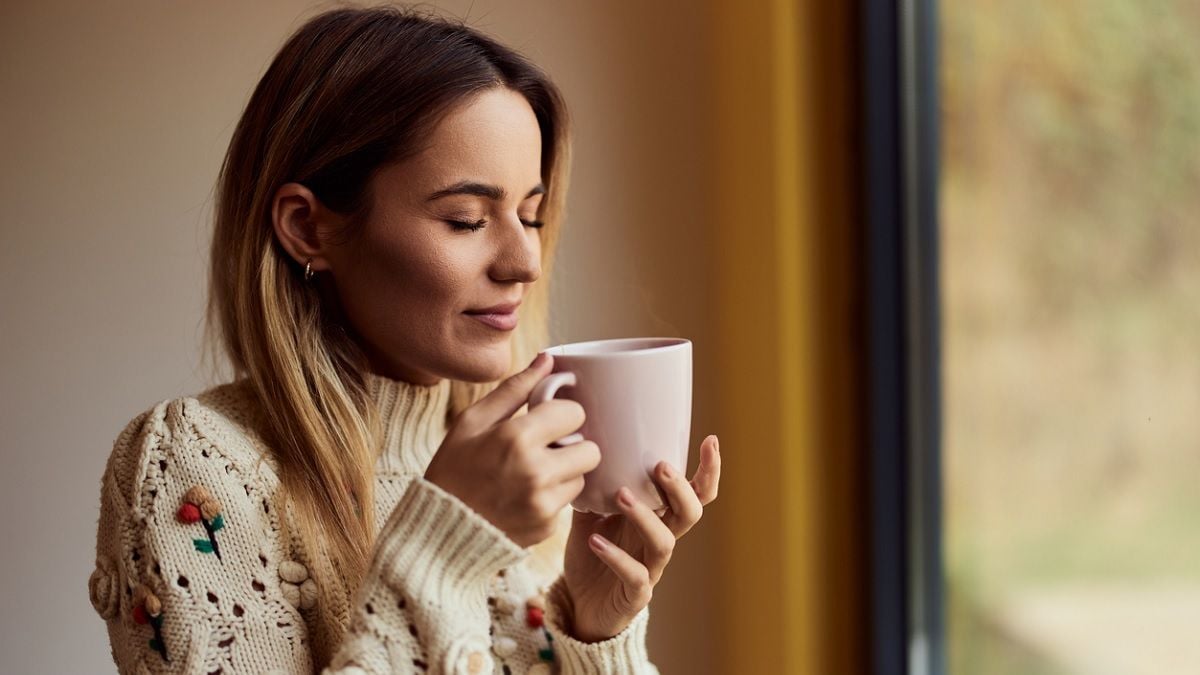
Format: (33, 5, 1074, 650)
(714, 436, 720, 453)
(660, 463, 675, 479)
(530, 352, 547, 369)
(589, 534, 607, 550)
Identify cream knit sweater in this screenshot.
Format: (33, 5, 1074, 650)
(88, 373, 658, 674)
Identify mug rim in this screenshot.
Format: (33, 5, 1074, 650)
(539, 336, 690, 358)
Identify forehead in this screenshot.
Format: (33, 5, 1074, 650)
(377, 88, 544, 200)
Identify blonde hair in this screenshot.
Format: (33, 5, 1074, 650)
(201, 5, 571, 666)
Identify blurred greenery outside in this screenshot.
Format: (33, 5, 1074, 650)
(941, 1, 1200, 673)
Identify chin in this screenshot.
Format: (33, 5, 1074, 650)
(445, 346, 512, 383)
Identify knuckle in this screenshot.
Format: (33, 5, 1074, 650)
(633, 576, 653, 603)
(655, 538, 675, 560)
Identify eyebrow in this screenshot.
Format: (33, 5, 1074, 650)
(425, 181, 546, 202)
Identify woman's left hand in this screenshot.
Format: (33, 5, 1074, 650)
(559, 434, 721, 642)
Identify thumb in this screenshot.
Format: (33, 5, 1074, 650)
(461, 352, 554, 431)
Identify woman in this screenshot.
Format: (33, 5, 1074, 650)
(87, 5, 720, 674)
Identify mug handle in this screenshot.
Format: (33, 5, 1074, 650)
(528, 371, 585, 448)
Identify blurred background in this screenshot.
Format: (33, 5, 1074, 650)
(942, 1, 1200, 673)
(1, 0, 1196, 673)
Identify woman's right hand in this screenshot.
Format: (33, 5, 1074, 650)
(423, 352, 601, 548)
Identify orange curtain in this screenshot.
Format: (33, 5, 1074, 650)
(709, 0, 863, 672)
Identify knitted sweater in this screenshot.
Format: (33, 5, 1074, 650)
(88, 373, 658, 674)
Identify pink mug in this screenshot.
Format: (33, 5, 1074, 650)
(528, 337, 692, 515)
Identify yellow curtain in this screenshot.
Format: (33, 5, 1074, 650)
(709, 0, 863, 672)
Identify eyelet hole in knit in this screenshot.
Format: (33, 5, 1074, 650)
(207, 591, 218, 603)
(178, 575, 189, 588)
(218, 636, 234, 648)
(365, 603, 375, 615)
(233, 604, 244, 617)
(252, 580, 265, 593)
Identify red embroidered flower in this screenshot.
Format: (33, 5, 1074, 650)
(176, 503, 201, 523)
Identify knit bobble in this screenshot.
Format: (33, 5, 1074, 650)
(492, 636, 517, 657)
(466, 651, 488, 674)
(278, 561, 308, 584)
(496, 594, 519, 614)
(526, 594, 546, 611)
(184, 486, 213, 505)
(299, 579, 318, 610)
(88, 556, 119, 620)
(279, 561, 317, 610)
(200, 499, 222, 521)
(132, 584, 151, 611)
(179, 502, 201, 523)
(144, 593, 162, 617)
(132, 605, 149, 625)
(526, 606, 545, 629)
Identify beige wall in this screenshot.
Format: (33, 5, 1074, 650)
(0, 1, 718, 672)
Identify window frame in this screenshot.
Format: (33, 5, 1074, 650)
(861, 0, 944, 673)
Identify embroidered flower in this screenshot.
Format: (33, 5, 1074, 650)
(88, 555, 120, 620)
(132, 584, 168, 661)
(443, 634, 493, 675)
(178, 485, 225, 560)
(526, 594, 555, 662)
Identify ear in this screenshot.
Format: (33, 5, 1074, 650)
(271, 182, 344, 274)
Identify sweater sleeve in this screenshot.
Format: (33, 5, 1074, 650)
(91, 399, 316, 673)
(326, 476, 528, 673)
(89, 398, 527, 674)
(541, 575, 660, 674)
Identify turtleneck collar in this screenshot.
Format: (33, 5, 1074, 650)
(364, 371, 453, 476)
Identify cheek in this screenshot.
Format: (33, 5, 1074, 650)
(345, 233, 474, 328)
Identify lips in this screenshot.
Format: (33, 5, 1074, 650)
(463, 301, 520, 331)
(465, 301, 521, 315)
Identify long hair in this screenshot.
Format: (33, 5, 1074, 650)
(203, 4, 570, 664)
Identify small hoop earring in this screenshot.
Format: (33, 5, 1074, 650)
(304, 258, 314, 282)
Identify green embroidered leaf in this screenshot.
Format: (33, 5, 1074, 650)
(194, 538, 214, 553)
(149, 638, 162, 652)
(210, 514, 224, 532)
(539, 648, 555, 662)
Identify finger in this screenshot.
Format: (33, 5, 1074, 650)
(505, 399, 587, 454)
(543, 439, 602, 484)
(458, 353, 554, 431)
(547, 474, 587, 508)
(587, 534, 653, 610)
(652, 460, 704, 538)
(690, 435, 721, 506)
(615, 487, 675, 583)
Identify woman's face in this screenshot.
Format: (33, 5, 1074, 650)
(319, 87, 545, 385)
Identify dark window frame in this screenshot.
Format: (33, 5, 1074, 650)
(861, 0, 944, 673)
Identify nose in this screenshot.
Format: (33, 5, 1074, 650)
(489, 215, 541, 284)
